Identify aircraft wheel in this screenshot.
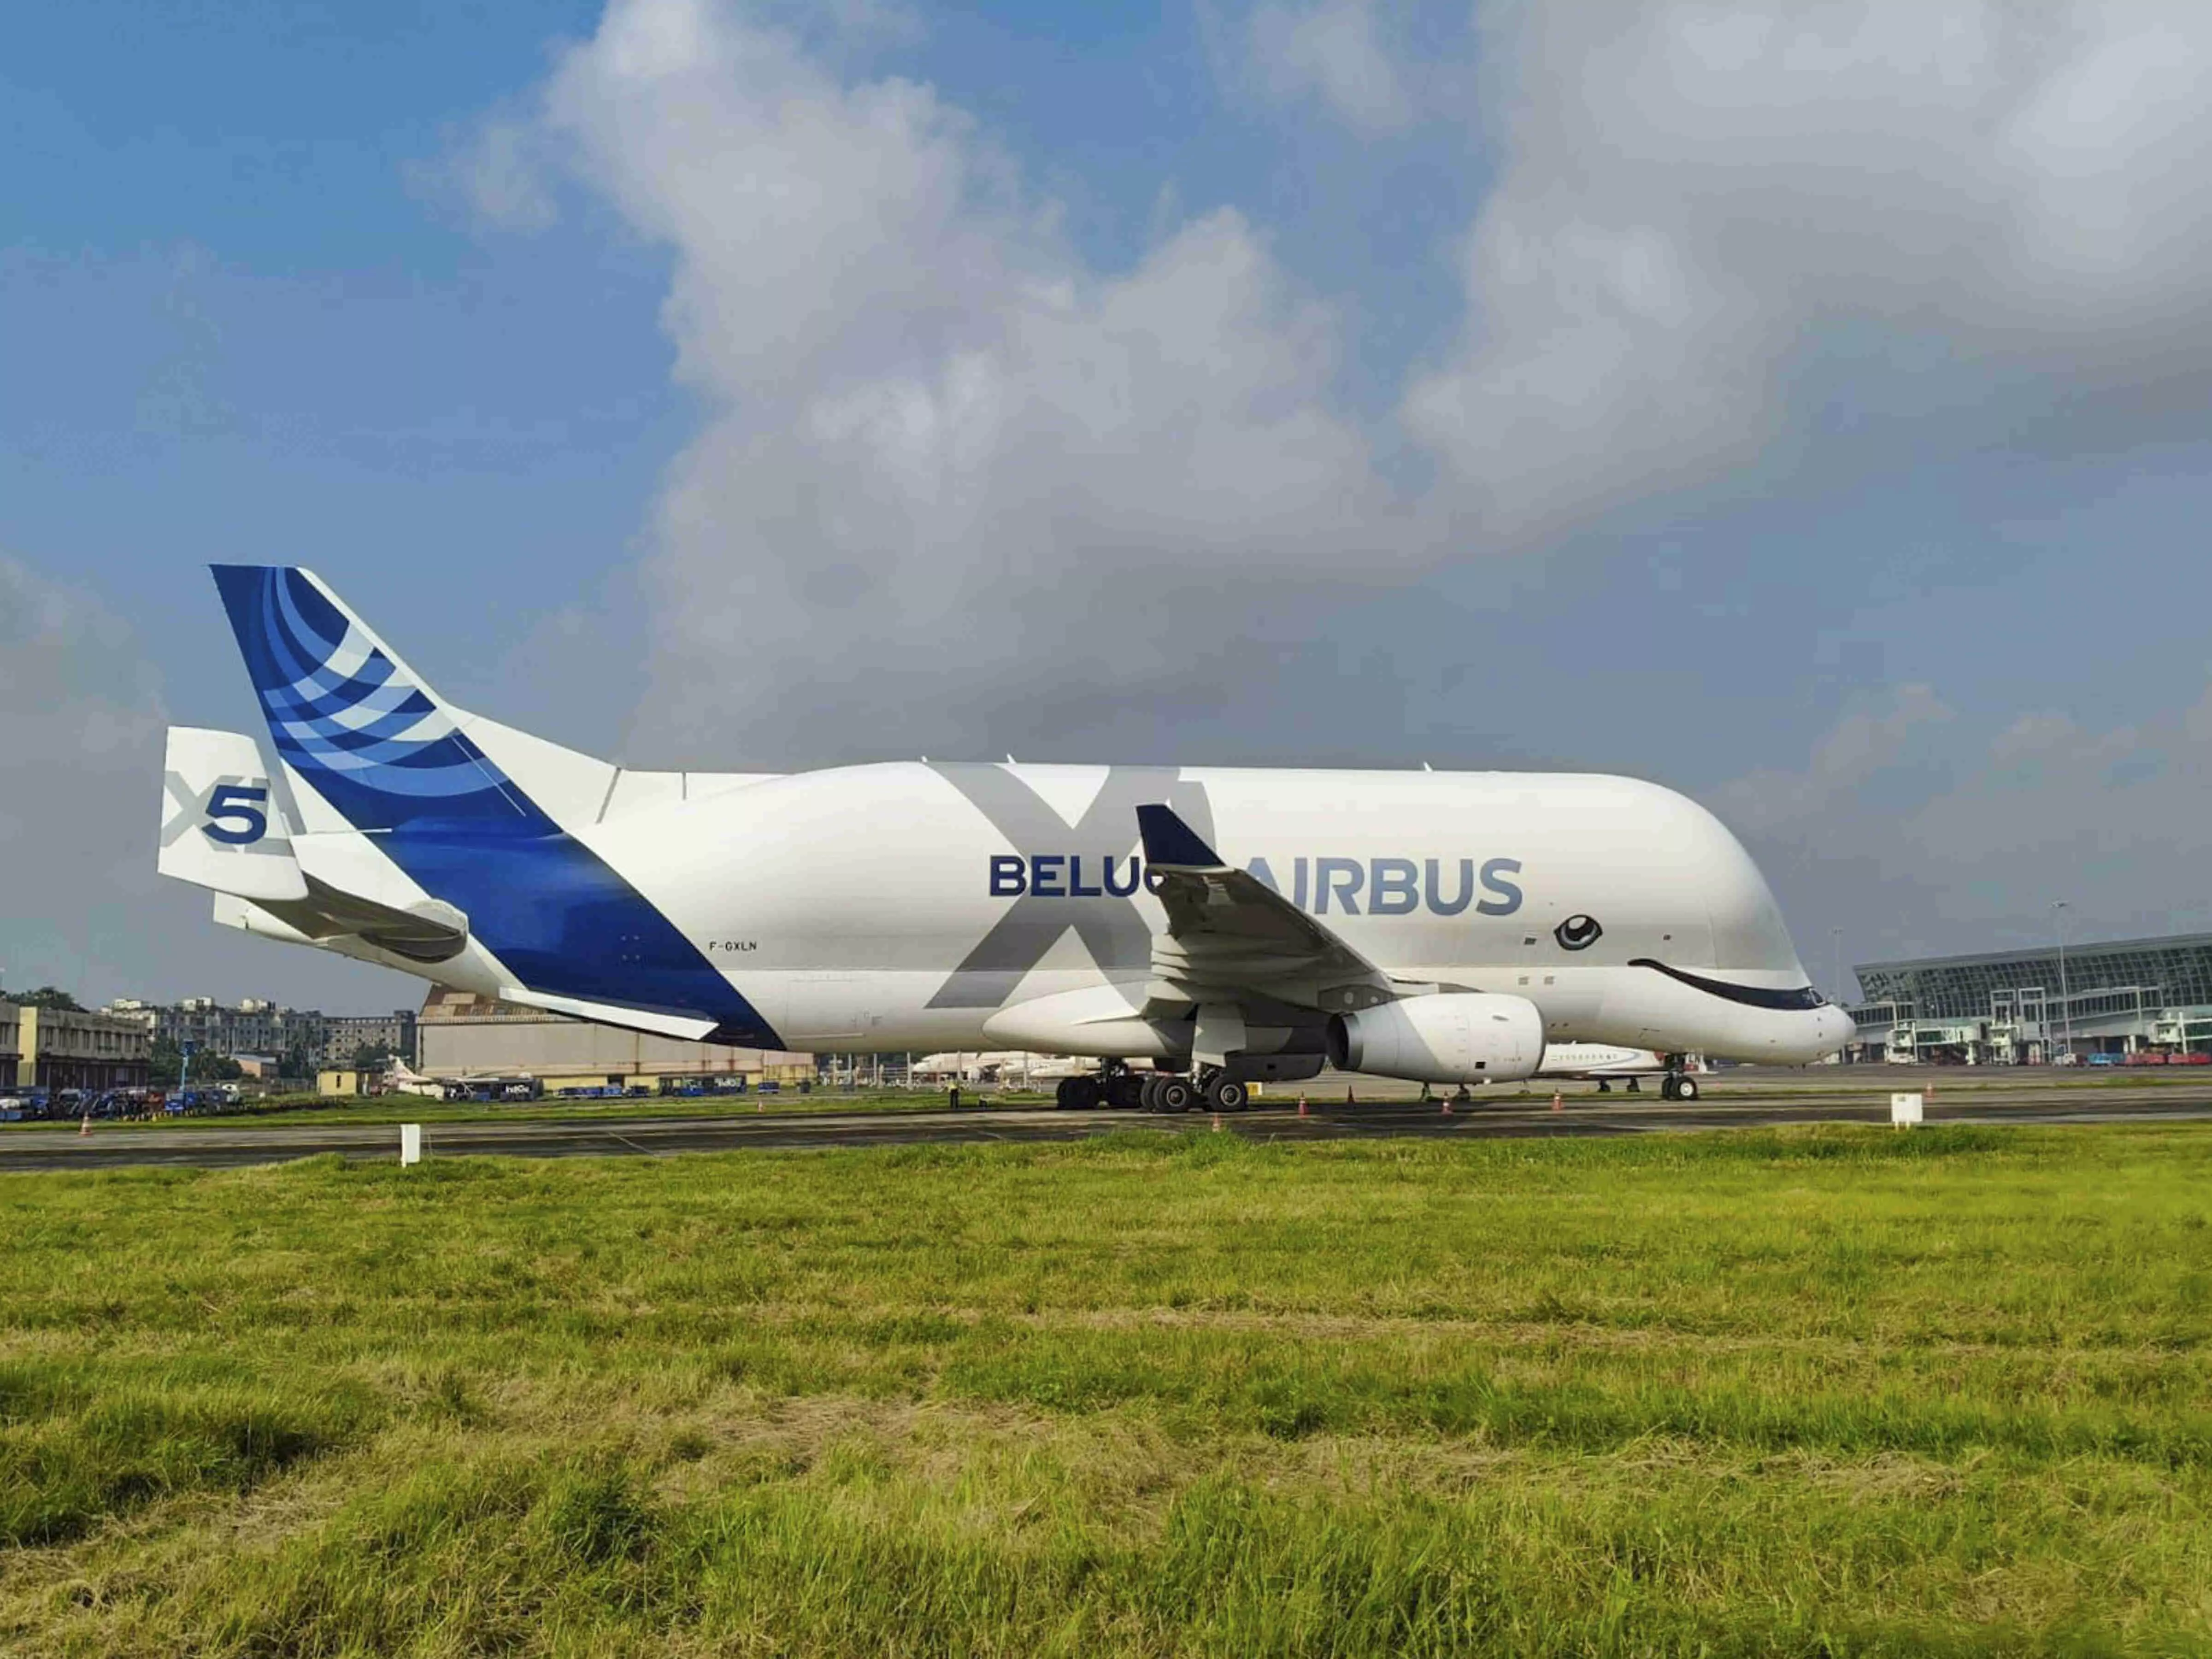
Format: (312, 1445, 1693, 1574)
(1206, 1076, 1250, 1112)
(1139, 1074, 1165, 1112)
(1659, 1076, 1679, 1100)
(1066, 1075, 1103, 1111)
(1108, 1071, 1147, 1109)
(1054, 1077, 1080, 1111)
(1674, 1076, 1699, 1102)
(1156, 1076, 1197, 1113)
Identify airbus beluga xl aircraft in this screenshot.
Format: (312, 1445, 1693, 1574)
(157, 568, 1853, 1113)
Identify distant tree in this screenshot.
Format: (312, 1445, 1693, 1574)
(2, 986, 83, 1011)
(281, 1042, 314, 1082)
(349, 1041, 395, 1071)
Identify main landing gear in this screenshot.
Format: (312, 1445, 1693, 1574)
(1055, 1063, 1255, 1114)
(1658, 1064, 1699, 1101)
(1148, 1074, 1198, 1112)
(1054, 1061, 1151, 1111)
(1202, 1071, 1250, 1112)
(1128, 1067, 1248, 1113)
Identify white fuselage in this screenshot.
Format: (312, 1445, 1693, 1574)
(179, 567, 1853, 1075)
(1536, 1043, 1672, 1079)
(388, 760, 1850, 1065)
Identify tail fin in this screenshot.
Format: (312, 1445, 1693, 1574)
(211, 565, 555, 835)
(202, 567, 776, 1042)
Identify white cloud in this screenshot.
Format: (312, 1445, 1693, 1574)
(0, 559, 166, 997)
(1406, 0, 2212, 541)
(506, 0, 1388, 759)
(1718, 684, 1953, 835)
(0, 558, 426, 1007)
(1249, 0, 1413, 134)
(1718, 677, 2212, 957)
(450, 118, 561, 233)
(455, 0, 2212, 778)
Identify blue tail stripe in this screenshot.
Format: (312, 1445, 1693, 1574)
(263, 656, 402, 715)
(210, 565, 784, 1047)
(276, 696, 443, 751)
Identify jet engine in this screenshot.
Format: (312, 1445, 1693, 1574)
(1325, 992, 1545, 1084)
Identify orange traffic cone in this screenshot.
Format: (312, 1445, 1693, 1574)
(1297, 1095, 1309, 1118)
(1441, 1095, 1452, 1116)
(1551, 1092, 1564, 1113)
(78, 1113, 91, 1138)
(1212, 1113, 1223, 1133)
(1345, 1086, 1356, 1107)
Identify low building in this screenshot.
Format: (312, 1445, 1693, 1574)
(0, 1000, 152, 1092)
(99, 998, 418, 1070)
(1852, 930, 2212, 1063)
(133, 997, 328, 1061)
(416, 989, 811, 1091)
(317, 1010, 418, 1068)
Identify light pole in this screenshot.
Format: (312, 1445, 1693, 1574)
(1830, 927, 1845, 1007)
(2051, 900, 2071, 1064)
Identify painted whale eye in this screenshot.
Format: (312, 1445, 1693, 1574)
(1554, 915, 1603, 951)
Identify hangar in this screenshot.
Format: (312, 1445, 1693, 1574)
(414, 989, 813, 1093)
(1849, 931, 2212, 1064)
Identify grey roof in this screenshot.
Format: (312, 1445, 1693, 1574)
(1853, 932, 2212, 1022)
(1854, 932, 2212, 977)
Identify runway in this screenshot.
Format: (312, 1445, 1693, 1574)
(6, 1073, 2212, 1171)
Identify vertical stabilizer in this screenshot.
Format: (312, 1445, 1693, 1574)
(200, 566, 780, 1042)
(210, 565, 555, 835)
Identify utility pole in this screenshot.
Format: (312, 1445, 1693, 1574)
(2052, 900, 2071, 1064)
(1830, 927, 1844, 1006)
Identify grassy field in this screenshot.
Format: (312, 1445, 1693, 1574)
(1, 1124, 2209, 1655)
(0, 1088, 1059, 1132)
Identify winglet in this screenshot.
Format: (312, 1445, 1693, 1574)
(1137, 803, 1225, 870)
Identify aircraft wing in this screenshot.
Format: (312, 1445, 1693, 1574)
(1135, 805, 1403, 1037)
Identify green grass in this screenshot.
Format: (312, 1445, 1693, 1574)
(2, 1125, 2210, 1654)
(3, 1088, 1056, 1131)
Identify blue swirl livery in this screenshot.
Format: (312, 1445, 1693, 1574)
(209, 566, 779, 1046)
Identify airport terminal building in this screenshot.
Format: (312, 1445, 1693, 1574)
(1849, 931, 2212, 1063)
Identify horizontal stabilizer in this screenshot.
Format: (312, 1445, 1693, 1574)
(167, 727, 471, 961)
(158, 727, 308, 903)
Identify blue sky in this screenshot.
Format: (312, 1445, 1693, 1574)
(8, 0, 2212, 1010)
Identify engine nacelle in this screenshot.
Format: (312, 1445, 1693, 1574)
(1325, 992, 1546, 1084)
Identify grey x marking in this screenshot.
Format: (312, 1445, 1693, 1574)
(924, 763, 1216, 1009)
(160, 769, 289, 859)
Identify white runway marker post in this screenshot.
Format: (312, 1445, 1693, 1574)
(1890, 1092, 1924, 1130)
(400, 1123, 423, 1165)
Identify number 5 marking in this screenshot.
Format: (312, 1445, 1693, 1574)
(203, 783, 270, 846)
